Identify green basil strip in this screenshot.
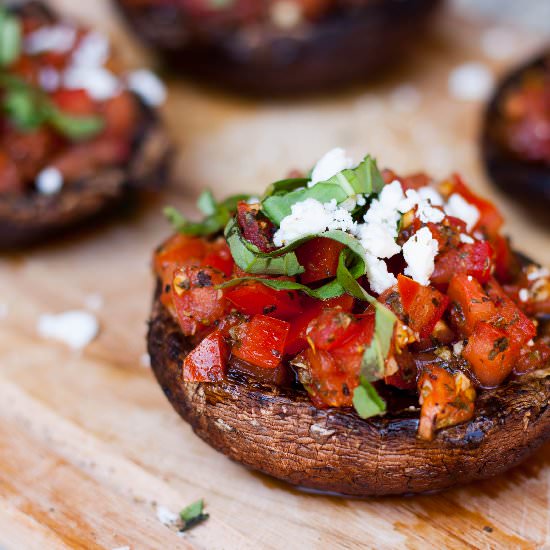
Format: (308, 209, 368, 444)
(324, 155, 385, 196)
(352, 378, 386, 419)
(262, 177, 309, 199)
(0, 8, 21, 68)
(180, 499, 209, 532)
(197, 190, 217, 216)
(47, 107, 105, 140)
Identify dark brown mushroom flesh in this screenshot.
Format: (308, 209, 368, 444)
(113, 0, 441, 96)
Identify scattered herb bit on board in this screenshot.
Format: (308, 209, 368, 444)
(179, 499, 209, 532)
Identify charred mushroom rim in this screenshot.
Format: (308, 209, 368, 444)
(114, 0, 441, 95)
(0, 2, 171, 248)
(482, 51, 550, 204)
(149, 148, 550, 496)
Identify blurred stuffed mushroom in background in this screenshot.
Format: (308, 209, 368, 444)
(482, 51, 550, 205)
(0, 1, 171, 248)
(113, 0, 442, 96)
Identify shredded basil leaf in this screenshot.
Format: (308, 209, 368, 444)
(165, 192, 251, 237)
(352, 378, 386, 419)
(179, 499, 209, 532)
(262, 177, 310, 199)
(324, 155, 385, 196)
(0, 8, 21, 68)
(47, 107, 105, 140)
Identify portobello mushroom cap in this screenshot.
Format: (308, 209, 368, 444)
(0, 2, 172, 249)
(114, 0, 441, 96)
(148, 268, 550, 497)
(482, 51, 550, 204)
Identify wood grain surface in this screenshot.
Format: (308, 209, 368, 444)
(1, 1, 550, 548)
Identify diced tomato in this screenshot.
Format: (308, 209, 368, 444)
(102, 91, 137, 139)
(427, 216, 467, 252)
(154, 234, 208, 277)
(331, 314, 375, 368)
(447, 274, 497, 336)
(231, 315, 290, 369)
(450, 174, 504, 237)
(295, 237, 345, 283)
(307, 309, 358, 351)
(432, 241, 493, 287)
(171, 265, 227, 336)
(183, 330, 228, 382)
(493, 235, 521, 284)
(462, 322, 520, 387)
(237, 202, 274, 252)
(51, 89, 96, 116)
(397, 275, 449, 339)
(515, 341, 550, 374)
(202, 241, 234, 276)
(226, 282, 302, 320)
(417, 365, 476, 440)
(485, 278, 537, 347)
(0, 151, 22, 193)
(325, 293, 355, 311)
(299, 348, 357, 408)
(285, 301, 323, 355)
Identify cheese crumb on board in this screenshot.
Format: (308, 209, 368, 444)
(37, 310, 99, 350)
(127, 69, 167, 107)
(35, 167, 63, 195)
(448, 62, 494, 101)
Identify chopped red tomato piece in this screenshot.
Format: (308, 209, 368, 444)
(307, 309, 358, 351)
(515, 341, 550, 374)
(0, 151, 22, 193)
(493, 235, 521, 284)
(397, 275, 449, 339)
(331, 315, 375, 370)
(427, 216, 467, 253)
(226, 282, 302, 320)
(231, 315, 290, 369)
(462, 322, 520, 387)
(432, 241, 493, 287)
(51, 89, 95, 115)
(202, 241, 234, 276)
(295, 237, 345, 284)
(171, 265, 227, 336)
(447, 274, 497, 336)
(154, 234, 208, 277)
(417, 365, 476, 440)
(183, 330, 228, 382)
(237, 202, 274, 252)
(285, 302, 323, 355)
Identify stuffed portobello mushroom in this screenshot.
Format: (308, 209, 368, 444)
(0, 2, 171, 248)
(114, 0, 441, 95)
(482, 51, 550, 204)
(148, 148, 550, 496)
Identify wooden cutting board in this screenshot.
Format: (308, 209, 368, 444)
(1, 1, 549, 548)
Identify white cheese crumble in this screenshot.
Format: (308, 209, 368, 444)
(35, 167, 63, 195)
(445, 193, 480, 231)
(156, 505, 178, 526)
(402, 227, 439, 286)
(38, 67, 60, 92)
(459, 233, 475, 244)
(273, 198, 355, 247)
(64, 66, 120, 101)
(127, 69, 166, 107)
(37, 310, 99, 350)
(453, 340, 465, 356)
(448, 62, 494, 102)
(363, 180, 404, 237)
(309, 148, 355, 187)
(365, 253, 397, 294)
(418, 185, 444, 206)
(527, 267, 549, 281)
(354, 222, 401, 259)
(24, 25, 76, 54)
(519, 288, 530, 302)
(398, 189, 445, 224)
(72, 31, 110, 68)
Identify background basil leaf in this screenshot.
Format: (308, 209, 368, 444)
(324, 155, 385, 195)
(0, 8, 21, 68)
(197, 190, 217, 216)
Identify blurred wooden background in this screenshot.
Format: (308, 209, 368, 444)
(0, 1, 549, 549)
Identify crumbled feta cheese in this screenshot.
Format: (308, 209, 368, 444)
(402, 227, 439, 286)
(527, 339, 535, 347)
(365, 253, 397, 294)
(354, 222, 401, 259)
(309, 148, 355, 187)
(24, 25, 76, 54)
(417, 186, 444, 206)
(64, 66, 120, 101)
(72, 31, 110, 67)
(140, 353, 151, 368)
(519, 288, 530, 302)
(273, 198, 355, 247)
(37, 310, 99, 350)
(38, 67, 60, 92)
(453, 340, 465, 356)
(398, 189, 445, 224)
(270, 0, 303, 29)
(127, 69, 166, 107)
(445, 193, 480, 231)
(356, 194, 366, 206)
(459, 233, 475, 244)
(363, 180, 404, 237)
(156, 505, 178, 526)
(35, 167, 63, 195)
(448, 62, 494, 101)
(527, 267, 549, 281)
